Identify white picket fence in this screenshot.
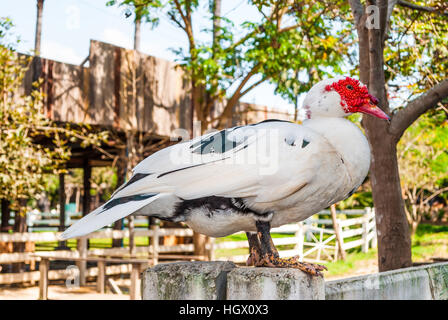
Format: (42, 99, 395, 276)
(213, 208, 377, 264)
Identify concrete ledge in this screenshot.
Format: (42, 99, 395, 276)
(325, 262, 448, 300)
(227, 267, 325, 300)
(142, 261, 236, 300)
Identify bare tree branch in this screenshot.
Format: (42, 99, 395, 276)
(216, 63, 261, 128)
(422, 186, 448, 206)
(383, 0, 398, 41)
(397, 0, 448, 17)
(390, 78, 448, 138)
(239, 76, 267, 98)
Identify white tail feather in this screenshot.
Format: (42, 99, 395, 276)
(59, 194, 162, 240)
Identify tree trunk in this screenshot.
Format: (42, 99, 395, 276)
(59, 173, 66, 232)
(13, 199, 28, 273)
(82, 159, 91, 249)
(82, 159, 91, 216)
(354, 1, 413, 271)
(1, 199, 11, 232)
(34, 0, 44, 55)
(113, 149, 127, 248)
(58, 173, 67, 249)
(212, 0, 221, 54)
(134, 17, 141, 51)
(363, 127, 412, 271)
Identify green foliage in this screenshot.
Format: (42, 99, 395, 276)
(384, 0, 448, 107)
(398, 108, 448, 190)
(398, 108, 448, 229)
(338, 191, 373, 210)
(0, 18, 109, 209)
(106, 0, 162, 24)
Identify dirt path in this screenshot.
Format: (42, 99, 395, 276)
(0, 284, 130, 300)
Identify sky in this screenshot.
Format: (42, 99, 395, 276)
(0, 0, 297, 114)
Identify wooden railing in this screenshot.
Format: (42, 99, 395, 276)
(0, 225, 200, 286)
(0, 208, 377, 287)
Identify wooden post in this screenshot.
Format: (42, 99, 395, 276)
(34, 0, 44, 55)
(330, 204, 346, 260)
(295, 222, 304, 261)
(207, 237, 215, 261)
(58, 173, 66, 248)
(113, 152, 126, 248)
(38, 258, 49, 300)
(130, 262, 140, 300)
(370, 208, 378, 249)
(193, 233, 208, 260)
(76, 237, 87, 286)
(150, 221, 159, 266)
(97, 260, 105, 294)
(362, 213, 369, 253)
(304, 219, 312, 241)
(82, 159, 91, 249)
(129, 216, 136, 257)
(82, 159, 91, 216)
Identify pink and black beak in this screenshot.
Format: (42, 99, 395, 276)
(358, 94, 390, 121)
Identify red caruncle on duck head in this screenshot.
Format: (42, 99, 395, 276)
(325, 77, 390, 120)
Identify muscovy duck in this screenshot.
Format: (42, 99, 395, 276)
(61, 76, 389, 276)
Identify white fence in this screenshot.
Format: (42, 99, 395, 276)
(214, 208, 377, 264)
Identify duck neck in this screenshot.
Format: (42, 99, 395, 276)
(303, 117, 371, 183)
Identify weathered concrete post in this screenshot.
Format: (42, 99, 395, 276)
(227, 267, 325, 300)
(142, 262, 325, 300)
(142, 261, 236, 300)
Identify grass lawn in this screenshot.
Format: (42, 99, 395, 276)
(323, 224, 448, 279)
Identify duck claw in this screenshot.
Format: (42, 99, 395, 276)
(253, 253, 327, 277)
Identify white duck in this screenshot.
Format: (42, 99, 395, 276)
(61, 76, 389, 275)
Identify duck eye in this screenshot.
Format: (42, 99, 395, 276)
(346, 85, 354, 90)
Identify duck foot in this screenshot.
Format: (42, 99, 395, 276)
(254, 253, 327, 277)
(246, 246, 261, 266)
